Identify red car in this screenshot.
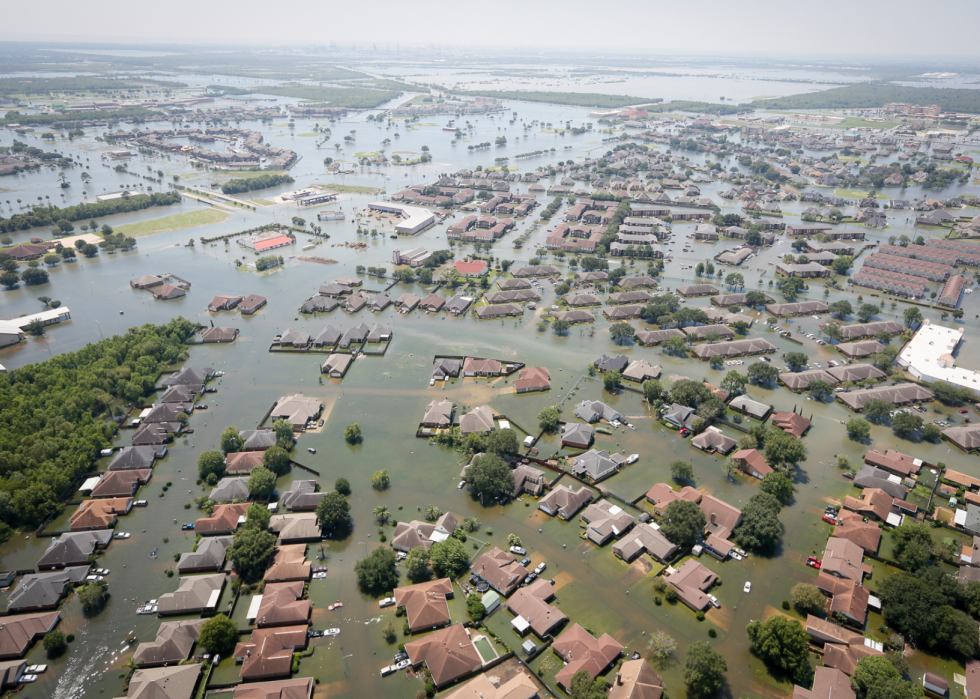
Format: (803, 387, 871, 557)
(822, 514, 837, 524)
(960, 409, 969, 414)
(806, 556, 822, 569)
(678, 428, 691, 437)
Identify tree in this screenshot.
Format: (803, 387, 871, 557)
(670, 378, 712, 408)
(725, 272, 744, 290)
(355, 547, 398, 595)
(345, 423, 362, 444)
(720, 370, 748, 395)
(684, 641, 727, 699)
(670, 460, 694, 484)
(26, 318, 45, 336)
(316, 491, 351, 536)
(423, 504, 442, 522)
(373, 505, 391, 524)
(485, 429, 519, 456)
(892, 524, 934, 572)
(932, 381, 974, 405)
(832, 255, 854, 276)
(903, 306, 923, 328)
(785, 352, 808, 370)
(335, 477, 351, 496)
(601, 370, 622, 391)
(922, 424, 941, 442)
(466, 593, 486, 622)
(272, 419, 294, 448)
(227, 523, 277, 582)
(430, 537, 469, 579)
(0, 271, 19, 288)
(467, 454, 515, 503)
(569, 670, 607, 699)
(371, 470, 390, 491)
(247, 466, 277, 499)
(220, 426, 243, 454)
(199, 614, 239, 655)
(661, 500, 706, 549)
(643, 378, 665, 403)
(263, 445, 291, 476)
(809, 379, 834, 399)
(609, 322, 636, 344)
(857, 303, 879, 323)
(552, 318, 571, 335)
(863, 398, 891, 423)
(746, 616, 811, 683)
(744, 291, 768, 308)
(892, 412, 923, 437)
(734, 494, 783, 553)
(764, 431, 806, 468)
(43, 630, 67, 658)
(829, 300, 853, 319)
(852, 656, 923, 699)
(647, 629, 677, 660)
(847, 417, 871, 440)
(405, 546, 430, 582)
(21, 267, 49, 285)
(748, 362, 779, 385)
(77, 579, 109, 612)
(760, 472, 794, 504)
(538, 406, 561, 432)
(791, 582, 825, 615)
(197, 450, 226, 481)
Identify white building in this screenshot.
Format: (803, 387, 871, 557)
(369, 202, 436, 235)
(392, 247, 431, 267)
(897, 320, 980, 392)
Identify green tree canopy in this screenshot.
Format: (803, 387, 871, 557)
(198, 614, 239, 655)
(405, 546, 431, 582)
(747, 362, 779, 385)
(684, 641, 728, 699)
(759, 471, 794, 504)
(345, 423, 362, 444)
(430, 537, 470, 579)
(354, 546, 398, 595)
(661, 500, 706, 549)
(467, 454, 515, 504)
(272, 419, 294, 448)
(538, 406, 561, 432)
(197, 451, 226, 481)
(670, 460, 694, 484)
(315, 491, 352, 537)
(785, 352, 808, 370)
(846, 417, 871, 440)
(734, 493, 783, 553)
(247, 466, 277, 499)
(220, 426, 243, 454)
(746, 615, 811, 683)
(263, 445, 291, 476)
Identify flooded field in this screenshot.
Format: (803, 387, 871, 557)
(1, 67, 979, 699)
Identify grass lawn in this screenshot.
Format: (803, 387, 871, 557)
(209, 169, 290, 180)
(833, 189, 892, 201)
(251, 199, 275, 207)
(825, 117, 901, 130)
(314, 184, 384, 195)
(114, 208, 230, 237)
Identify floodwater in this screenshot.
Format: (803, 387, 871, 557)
(0, 70, 979, 699)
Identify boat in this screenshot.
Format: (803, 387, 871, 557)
(626, 454, 639, 465)
(324, 628, 340, 636)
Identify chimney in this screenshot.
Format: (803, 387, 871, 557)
(616, 672, 623, 686)
(710, 512, 717, 525)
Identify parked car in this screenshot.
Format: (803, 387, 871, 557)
(708, 594, 721, 608)
(743, 581, 752, 593)
(307, 448, 316, 454)
(806, 557, 822, 570)
(510, 546, 526, 555)
(520, 557, 531, 567)
(181, 523, 195, 531)
(822, 514, 837, 524)
(379, 597, 396, 608)
(534, 563, 547, 575)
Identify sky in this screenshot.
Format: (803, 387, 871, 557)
(2, 0, 980, 61)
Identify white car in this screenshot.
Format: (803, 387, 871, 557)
(510, 546, 526, 555)
(626, 454, 639, 465)
(708, 594, 721, 608)
(379, 597, 396, 608)
(324, 628, 340, 636)
(312, 572, 327, 580)
(730, 552, 742, 561)
(25, 665, 46, 674)
(743, 581, 752, 593)
(20, 674, 38, 683)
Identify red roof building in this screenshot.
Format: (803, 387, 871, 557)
(454, 259, 488, 277)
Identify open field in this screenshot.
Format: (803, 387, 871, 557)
(113, 208, 230, 237)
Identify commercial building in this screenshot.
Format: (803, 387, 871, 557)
(369, 202, 436, 234)
(897, 321, 980, 392)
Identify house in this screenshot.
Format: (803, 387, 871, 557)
(36, 530, 112, 570)
(691, 428, 737, 455)
(152, 283, 187, 301)
(240, 429, 276, 451)
(264, 544, 311, 582)
(675, 284, 719, 298)
(90, 469, 151, 498)
(822, 537, 869, 582)
(507, 578, 566, 637)
(539, 484, 593, 519)
(816, 572, 870, 625)
(269, 394, 322, 430)
(511, 465, 546, 497)
(609, 659, 665, 699)
(433, 358, 462, 380)
(471, 547, 529, 597)
(700, 494, 743, 553)
(0, 611, 60, 659)
(561, 422, 594, 449)
(162, 367, 213, 388)
(391, 513, 458, 552)
(131, 274, 164, 289)
(462, 357, 502, 376)
(455, 259, 488, 277)
(209, 295, 244, 312)
(771, 411, 812, 437)
(7, 566, 89, 613)
(843, 488, 912, 525)
(240, 294, 267, 315)
(231, 678, 315, 699)
(422, 399, 454, 428)
(119, 665, 201, 699)
(420, 293, 446, 313)
(571, 449, 626, 481)
(552, 623, 623, 691)
(514, 366, 550, 393)
(864, 448, 924, 478)
(279, 481, 325, 512)
(730, 449, 773, 479)
(156, 574, 225, 616)
(574, 400, 621, 423)
(234, 626, 308, 681)
(923, 673, 949, 698)
(665, 559, 718, 611)
(555, 309, 595, 324)
(623, 359, 661, 383)
(440, 672, 537, 699)
(132, 619, 206, 667)
(269, 513, 321, 544)
(833, 511, 882, 554)
(613, 522, 678, 563)
(806, 615, 883, 675)
(177, 536, 233, 574)
(645, 483, 702, 514)
(405, 623, 482, 688)
(728, 395, 771, 421)
(344, 292, 369, 313)
(209, 477, 250, 503)
(201, 326, 238, 343)
(196, 502, 250, 536)
(321, 353, 352, 378)
(792, 667, 855, 699)
(278, 328, 310, 348)
(226, 451, 266, 474)
(69, 497, 132, 531)
(475, 303, 523, 319)
(394, 578, 454, 632)
(250, 582, 311, 628)
(581, 500, 635, 545)
(459, 406, 495, 434)
(682, 324, 735, 342)
(693, 338, 776, 360)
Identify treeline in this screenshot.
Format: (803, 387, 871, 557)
(641, 100, 743, 115)
(221, 174, 294, 195)
(0, 319, 196, 533)
(251, 84, 404, 109)
(255, 255, 284, 271)
(751, 83, 980, 114)
(0, 76, 185, 97)
(450, 90, 661, 109)
(2, 108, 167, 126)
(0, 192, 180, 234)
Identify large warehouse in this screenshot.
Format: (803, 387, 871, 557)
(369, 202, 436, 235)
(897, 320, 980, 392)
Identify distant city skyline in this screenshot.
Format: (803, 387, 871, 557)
(2, 0, 980, 61)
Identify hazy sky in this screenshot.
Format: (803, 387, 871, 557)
(3, 0, 980, 60)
